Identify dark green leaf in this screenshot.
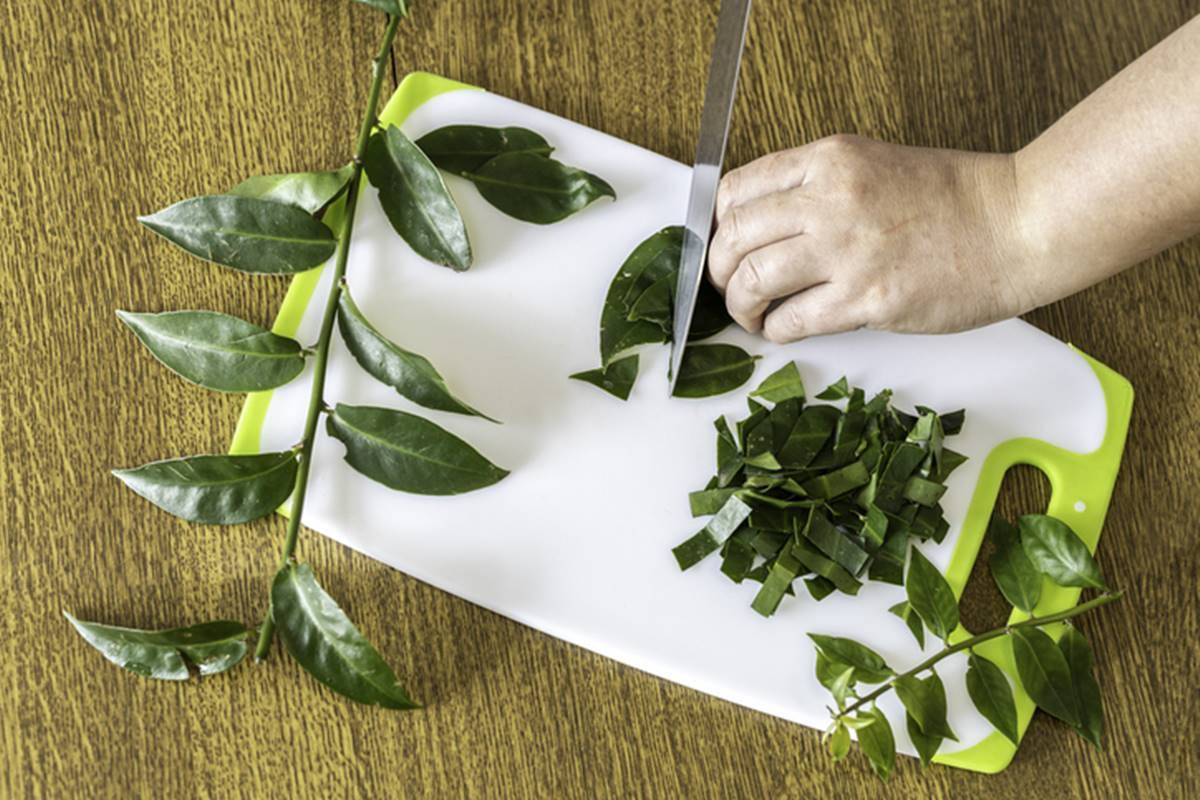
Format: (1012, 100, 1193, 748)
(599, 227, 679, 365)
(808, 634, 893, 684)
(966, 653, 1019, 745)
(719, 531, 756, 583)
(112, 451, 298, 524)
(906, 712, 941, 768)
(64, 613, 248, 680)
(750, 361, 805, 403)
(671, 344, 760, 399)
(804, 575, 837, 601)
(902, 476, 947, 507)
(863, 504, 889, 548)
(338, 288, 496, 419)
(117, 310, 305, 393)
(751, 550, 802, 617)
(468, 151, 614, 224)
(777, 405, 839, 468)
(829, 723, 851, 762)
(689, 277, 734, 340)
(626, 274, 673, 328)
(856, 706, 896, 781)
(888, 601, 925, 648)
(800, 460, 870, 499)
(569, 354, 639, 401)
(326, 404, 508, 495)
(801, 510, 869, 574)
(905, 547, 959, 642)
(1059, 627, 1104, 749)
(353, 0, 410, 15)
(365, 125, 472, 270)
(672, 495, 754, 570)
(1011, 627, 1079, 725)
(816, 376, 850, 400)
(271, 562, 418, 709)
(688, 487, 739, 517)
(416, 125, 552, 176)
(139, 195, 337, 274)
(793, 540, 862, 595)
(988, 515, 1042, 614)
(1018, 514, 1107, 590)
(230, 164, 354, 214)
(894, 672, 957, 741)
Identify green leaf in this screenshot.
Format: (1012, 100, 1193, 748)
(905, 547, 959, 642)
(672, 344, 759, 398)
(815, 376, 850, 400)
(112, 451, 298, 524)
(1018, 514, 1107, 590)
(64, 613, 249, 680)
(337, 288, 496, 420)
(829, 722, 851, 762)
(906, 712, 941, 768)
(569, 354, 639, 401)
(894, 672, 957, 741)
(808, 634, 893, 684)
(966, 653, 1019, 745)
(468, 151, 615, 224)
(1059, 627, 1104, 749)
(988, 515, 1042, 613)
(326, 403, 508, 496)
(777, 405, 838, 468)
(687, 487, 739, 517)
(671, 494, 754, 570)
(799, 460, 870, 500)
(749, 361, 805, 403)
(116, 310, 306, 393)
(599, 227, 679, 365)
(416, 125, 553, 176)
(888, 601, 925, 648)
(138, 195, 337, 274)
(365, 125, 472, 270)
(230, 164, 354, 214)
(1011, 627, 1080, 725)
(271, 562, 418, 709)
(353, 0, 410, 17)
(793, 540, 862, 596)
(856, 706, 896, 781)
(828, 664, 857, 708)
(801, 510, 869, 574)
(902, 476, 947, 507)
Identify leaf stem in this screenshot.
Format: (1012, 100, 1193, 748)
(254, 13, 402, 661)
(834, 591, 1123, 721)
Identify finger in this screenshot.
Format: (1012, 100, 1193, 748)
(724, 236, 827, 333)
(707, 189, 815, 292)
(761, 283, 865, 343)
(715, 144, 817, 221)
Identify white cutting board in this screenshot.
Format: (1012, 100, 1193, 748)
(240, 75, 1129, 765)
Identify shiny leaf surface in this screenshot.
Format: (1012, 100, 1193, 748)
(807, 634, 893, 684)
(230, 164, 354, 214)
(271, 562, 418, 709)
(138, 195, 336, 274)
(965, 653, 1019, 744)
(893, 672, 957, 741)
(416, 125, 552, 175)
(906, 712, 942, 768)
(905, 547, 960, 642)
(468, 151, 614, 224)
(365, 125, 472, 270)
(1011, 626, 1080, 725)
(749, 361, 805, 403)
(117, 309, 305, 392)
(671, 344, 759, 399)
(855, 707, 896, 781)
(988, 515, 1042, 613)
(1019, 514, 1107, 590)
(569, 354, 639, 400)
(112, 451, 298, 524)
(1059, 626, 1104, 748)
(326, 404, 508, 495)
(337, 288, 496, 420)
(65, 613, 249, 680)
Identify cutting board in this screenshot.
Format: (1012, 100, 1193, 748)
(232, 73, 1132, 773)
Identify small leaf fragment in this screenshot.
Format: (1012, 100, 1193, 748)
(271, 562, 418, 709)
(569, 354, 639, 401)
(816, 376, 850, 400)
(750, 361, 805, 403)
(112, 451, 298, 524)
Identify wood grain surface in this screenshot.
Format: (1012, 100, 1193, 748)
(1, 1, 1197, 797)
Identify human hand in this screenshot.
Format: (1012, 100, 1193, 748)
(707, 135, 1037, 342)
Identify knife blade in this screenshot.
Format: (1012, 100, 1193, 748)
(667, 0, 752, 394)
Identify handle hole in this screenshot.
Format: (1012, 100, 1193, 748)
(958, 465, 1052, 634)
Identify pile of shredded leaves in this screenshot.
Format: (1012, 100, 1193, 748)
(672, 362, 966, 617)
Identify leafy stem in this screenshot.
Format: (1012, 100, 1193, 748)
(253, 13, 402, 661)
(834, 590, 1123, 722)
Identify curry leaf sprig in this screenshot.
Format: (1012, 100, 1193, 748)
(572, 226, 760, 400)
(68, 1, 613, 707)
(816, 513, 1119, 781)
(673, 363, 966, 614)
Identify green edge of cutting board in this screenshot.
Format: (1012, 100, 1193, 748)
(228, 71, 1134, 775)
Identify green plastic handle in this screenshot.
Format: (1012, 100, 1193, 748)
(935, 347, 1134, 773)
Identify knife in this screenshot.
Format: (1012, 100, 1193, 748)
(668, 0, 752, 394)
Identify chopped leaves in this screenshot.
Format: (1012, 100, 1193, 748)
(569, 354, 639, 400)
(672, 365, 966, 616)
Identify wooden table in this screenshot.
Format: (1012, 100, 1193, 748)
(2, 1, 1196, 797)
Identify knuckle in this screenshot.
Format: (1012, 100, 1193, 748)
(737, 250, 770, 295)
(716, 170, 744, 218)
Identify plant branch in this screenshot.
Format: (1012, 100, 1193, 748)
(254, 13, 402, 661)
(834, 591, 1123, 721)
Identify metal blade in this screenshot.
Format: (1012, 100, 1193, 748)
(668, 0, 751, 394)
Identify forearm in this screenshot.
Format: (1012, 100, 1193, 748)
(1013, 15, 1200, 307)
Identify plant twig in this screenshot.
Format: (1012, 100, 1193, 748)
(834, 591, 1123, 721)
(254, 13, 403, 661)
